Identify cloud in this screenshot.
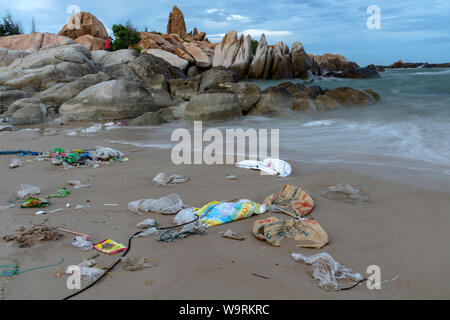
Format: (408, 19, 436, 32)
(226, 14, 250, 22)
(241, 29, 293, 38)
(206, 8, 219, 14)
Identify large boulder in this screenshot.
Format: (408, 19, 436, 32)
(248, 34, 269, 79)
(199, 68, 235, 92)
(290, 41, 312, 79)
(271, 42, 293, 80)
(39, 73, 111, 109)
(252, 86, 294, 114)
(325, 87, 376, 106)
(129, 112, 167, 125)
(169, 76, 202, 100)
(58, 12, 108, 40)
(0, 89, 31, 113)
(75, 35, 106, 51)
(139, 32, 178, 53)
(9, 100, 47, 125)
(184, 91, 241, 121)
(218, 82, 261, 112)
(183, 43, 211, 68)
(5, 98, 41, 117)
(0, 48, 30, 67)
(59, 80, 159, 121)
(97, 49, 139, 67)
(0, 33, 75, 51)
(146, 49, 189, 71)
(213, 31, 241, 68)
(292, 97, 316, 112)
(103, 63, 143, 83)
(232, 35, 253, 79)
(128, 53, 185, 84)
(167, 6, 187, 37)
(0, 44, 99, 90)
(313, 95, 341, 111)
(310, 53, 356, 72)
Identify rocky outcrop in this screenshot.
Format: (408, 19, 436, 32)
(290, 42, 312, 79)
(183, 43, 211, 68)
(248, 34, 269, 79)
(0, 44, 98, 90)
(199, 68, 235, 92)
(0, 48, 30, 67)
(0, 89, 31, 113)
(59, 79, 166, 121)
(252, 86, 294, 114)
(389, 60, 421, 69)
(58, 12, 108, 41)
(0, 33, 75, 51)
(325, 87, 376, 106)
(313, 95, 341, 111)
(232, 35, 253, 79)
(271, 42, 293, 79)
(9, 99, 48, 125)
(146, 49, 189, 71)
(213, 31, 241, 68)
(184, 91, 241, 121)
(167, 6, 187, 37)
(75, 35, 106, 51)
(310, 53, 356, 72)
(169, 76, 202, 100)
(218, 82, 261, 112)
(323, 67, 379, 79)
(94, 49, 139, 67)
(129, 112, 167, 125)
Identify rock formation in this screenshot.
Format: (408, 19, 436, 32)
(167, 6, 187, 37)
(0, 33, 75, 51)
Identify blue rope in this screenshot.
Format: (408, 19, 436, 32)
(0, 258, 65, 277)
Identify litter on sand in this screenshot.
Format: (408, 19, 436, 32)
(320, 183, 369, 204)
(21, 197, 50, 208)
(49, 146, 127, 168)
(121, 257, 157, 271)
(291, 252, 363, 291)
(78, 266, 104, 282)
(9, 158, 22, 168)
(81, 124, 102, 134)
(134, 227, 159, 238)
(17, 184, 40, 199)
(264, 184, 314, 218)
(253, 216, 329, 248)
(2, 225, 63, 248)
(196, 199, 266, 227)
(152, 172, 189, 185)
(136, 219, 157, 229)
(72, 236, 93, 251)
(225, 175, 238, 180)
(128, 193, 183, 215)
(235, 158, 292, 177)
(66, 180, 91, 189)
(47, 189, 71, 199)
(221, 229, 246, 241)
(93, 238, 127, 255)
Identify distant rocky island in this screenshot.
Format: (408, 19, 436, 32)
(0, 6, 445, 127)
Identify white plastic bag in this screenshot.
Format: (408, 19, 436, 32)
(17, 184, 40, 199)
(72, 236, 93, 251)
(128, 194, 183, 215)
(291, 252, 363, 290)
(136, 219, 157, 229)
(81, 124, 102, 134)
(9, 158, 22, 168)
(235, 158, 292, 177)
(152, 172, 189, 185)
(79, 266, 104, 282)
(134, 227, 159, 238)
(173, 207, 197, 225)
(91, 146, 124, 161)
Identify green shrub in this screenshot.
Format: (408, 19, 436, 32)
(251, 40, 258, 55)
(0, 12, 23, 36)
(111, 21, 140, 51)
(134, 45, 142, 54)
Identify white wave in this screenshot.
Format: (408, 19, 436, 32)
(302, 120, 335, 127)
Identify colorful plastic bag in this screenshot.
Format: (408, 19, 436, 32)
(196, 199, 266, 227)
(21, 197, 50, 208)
(264, 184, 314, 218)
(93, 238, 127, 255)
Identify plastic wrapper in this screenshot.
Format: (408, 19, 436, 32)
(235, 158, 292, 177)
(128, 193, 183, 215)
(17, 184, 40, 199)
(81, 124, 102, 134)
(172, 208, 197, 225)
(91, 146, 124, 161)
(152, 172, 189, 185)
(291, 252, 363, 290)
(72, 236, 93, 251)
(136, 219, 157, 229)
(79, 266, 104, 282)
(320, 183, 368, 204)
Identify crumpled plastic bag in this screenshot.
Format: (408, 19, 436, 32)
(91, 146, 124, 161)
(235, 158, 292, 177)
(9, 158, 22, 168)
(196, 199, 266, 227)
(128, 193, 183, 215)
(79, 266, 105, 282)
(264, 184, 314, 218)
(121, 257, 156, 271)
(136, 219, 157, 229)
(81, 124, 102, 134)
(253, 216, 329, 248)
(173, 207, 197, 225)
(17, 184, 40, 199)
(320, 183, 368, 204)
(152, 172, 189, 185)
(291, 252, 363, 290)
(134, 227, 159, 238)
(72, 236, 93, 251)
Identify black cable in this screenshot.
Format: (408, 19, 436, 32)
(338, 278, 368, 291)
(62, 214, 200, 300)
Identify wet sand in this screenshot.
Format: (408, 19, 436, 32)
(0, 127, 449, 300)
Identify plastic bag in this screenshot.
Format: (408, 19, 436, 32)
(81, 124, 102, 134)
(173, 208, 197, 225)
(72, 236, 93, 251)
(136, 219, 157, 229)
(79, 266, 105, 282)
(320, 183, 368, 204)
(264, 184, 314, 218)
(17, 184, 40, 199)
(235, 158, 292, 177)
(9, 158, 22, 168)
(152, 172, 189, 185)
(91, 146, 124, 161)
(291, 252, 363, 290)
(134, 227, 159, 238)
(128, 193, 183, 215)
(196, 199, 266, 227)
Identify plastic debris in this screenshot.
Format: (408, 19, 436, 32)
(173, 208, 197, 226)
(0, 204, 15, 211)
(264, 184, 314, 218)
(47, 188, 71, 199)
(134, 227, 159, 238)
(136, 219, 157, 229)
(78, 259, 96, 267)
(235, 158, 292, 177)
(128, 193, 183, 215)
(74, 204, 90, 210)
(121, 257, 156, 271)
(225, 175, 238, 180)
(291, 252, 363, 290)
(91, 146, 124, 161)
(320, 183, 369, 204)
(93, 238, 127, 255)
(21, 197, 50, 208)
(17, 184, 40, 199)
(79, 266, 104, 282)
(222, 229, 246, 241)
(152, 172, 189, 185)
(196, 199, 266, 227)
(72, 236, 93, 251)
(9, 158, 22, 168)
(253, 216, 329, 248)
(81, 124, 102, 134)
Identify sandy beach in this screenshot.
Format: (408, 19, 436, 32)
(1, 126, 449, 300)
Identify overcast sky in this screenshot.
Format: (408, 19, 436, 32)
(1, 0, 449, 65)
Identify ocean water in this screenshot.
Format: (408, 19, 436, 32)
(106, 68, 450, 191)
